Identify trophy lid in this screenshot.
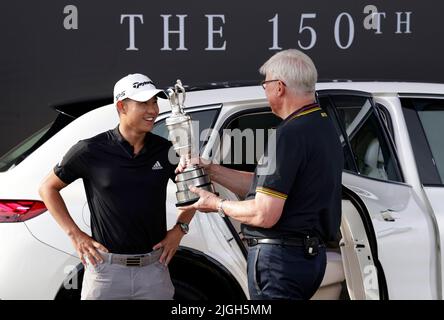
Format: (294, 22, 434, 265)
(165, 79, 191, 126)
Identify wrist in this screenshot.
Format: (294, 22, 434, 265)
(66, 226, 82, 239)
(175, 221, 189, 235)
(217, 199, 227, 218)
(206, 162, 218, 177)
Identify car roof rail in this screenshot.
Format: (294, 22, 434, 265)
(48, 81, 261, 119)
(175, 80, 260, 92)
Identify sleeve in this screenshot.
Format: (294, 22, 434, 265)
(255, 128, 305, 200)
(53, 141, 88, 184)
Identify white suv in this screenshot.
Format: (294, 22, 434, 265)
(1, 82, 443, 300)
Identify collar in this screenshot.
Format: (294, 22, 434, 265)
(112, 125, 150, 157)
(282, 102, 321, 125)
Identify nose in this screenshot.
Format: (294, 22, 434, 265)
(145, 101, 159, 114)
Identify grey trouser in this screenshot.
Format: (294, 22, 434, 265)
(81, 249, 175, 300)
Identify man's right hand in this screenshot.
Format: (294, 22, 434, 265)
(69, 230, 109, 266)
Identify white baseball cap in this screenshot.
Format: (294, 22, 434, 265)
(113, 73, 167, 104)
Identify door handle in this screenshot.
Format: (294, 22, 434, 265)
(380, 209, 396, 222)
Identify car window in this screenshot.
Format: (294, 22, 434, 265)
(0, 123, 52, 171)
(329, 95, 402, 182)
(220, 111, 281, 172)
(419, 109, 444, 182)
(0, 114, 75, 172)
(152, 108, 220, 151)
(0, 98, 114, 172)
(402, 98, 444, 185)
(318, 97, 357, 172)
(376, 103, 395, 140)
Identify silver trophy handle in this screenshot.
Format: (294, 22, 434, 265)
(167, 79, 187, 115)
(166, 88, 180, 114)
(175, 80, 186, 113)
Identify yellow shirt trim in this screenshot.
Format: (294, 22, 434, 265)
(289, 107, 322, 121)
(256, 187, 288, 200)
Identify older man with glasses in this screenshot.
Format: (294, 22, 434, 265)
(178, 49, 344, 300)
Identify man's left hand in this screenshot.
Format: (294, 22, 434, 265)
(181, 186, 220, 213)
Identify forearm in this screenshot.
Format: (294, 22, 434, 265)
(207, 164, 254, 197)
(176, 209, 195, 224)
(39, 187, 81, 237)
(221, 199, 267, 227)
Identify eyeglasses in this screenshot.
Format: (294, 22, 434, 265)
(260, 79, 286, 90)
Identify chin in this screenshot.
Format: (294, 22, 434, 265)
(143, 123, 154, 132)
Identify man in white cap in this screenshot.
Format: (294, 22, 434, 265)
(39, 73, 192, 299)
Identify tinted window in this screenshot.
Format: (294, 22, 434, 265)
(0, 114, 74, 172)
(0, 98, 113, 172)
(318, 97, 356, 172)
(221, 111, 281, 172)
(418, 107, 444, 182)
(330, 95, 401, 182)
(402, 98, 444, 185)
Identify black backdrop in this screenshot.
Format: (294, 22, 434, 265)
(0, 0, 441, 154)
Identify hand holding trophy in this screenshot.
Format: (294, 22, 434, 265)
(165, 80, 216, 207)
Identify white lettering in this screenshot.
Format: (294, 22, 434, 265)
(205, 15, 226, 51)
(395, 12, 412, 34)
(171, 304, 206, 317)
(335, 12, 355, 49)
(363, 5, 386, 34)
(268, 14, 282, 50)
(161, 14, 188, 51)
(120, 14, 144, 51)
(298, 13, 317, 50)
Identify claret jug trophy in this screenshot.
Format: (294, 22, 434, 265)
(165, 80, 216, 206)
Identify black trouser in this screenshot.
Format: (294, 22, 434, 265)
(247, 243, 326, 300)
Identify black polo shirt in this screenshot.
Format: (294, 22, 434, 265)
(54, 126, 177, 254)
(242, 104, 344, 242)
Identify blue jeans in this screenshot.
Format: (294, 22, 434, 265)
(247, 244, 326, 300)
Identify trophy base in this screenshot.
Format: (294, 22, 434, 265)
(175, 167, 216, 207)
(175, 184, 218, 207)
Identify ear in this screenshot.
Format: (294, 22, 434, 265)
(277, 81, 285, 97)
(116, 101, 126, 114)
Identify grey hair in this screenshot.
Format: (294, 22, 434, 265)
(259, 49, 317, 96)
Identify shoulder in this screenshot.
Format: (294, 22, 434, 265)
(282, 110, 332, 135)
(276, 118, 305, 143)
(84, 130, 113, 143)
(82, 129, 114, 148)
(66, 130, 114, 158)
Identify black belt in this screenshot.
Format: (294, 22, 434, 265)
(247, 237, 325, 248)
(247, 238, 305, 247)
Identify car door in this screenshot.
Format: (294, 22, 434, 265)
(318, 90, 438, 299)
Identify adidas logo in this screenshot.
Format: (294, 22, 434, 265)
(152, 161, 163, 170)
